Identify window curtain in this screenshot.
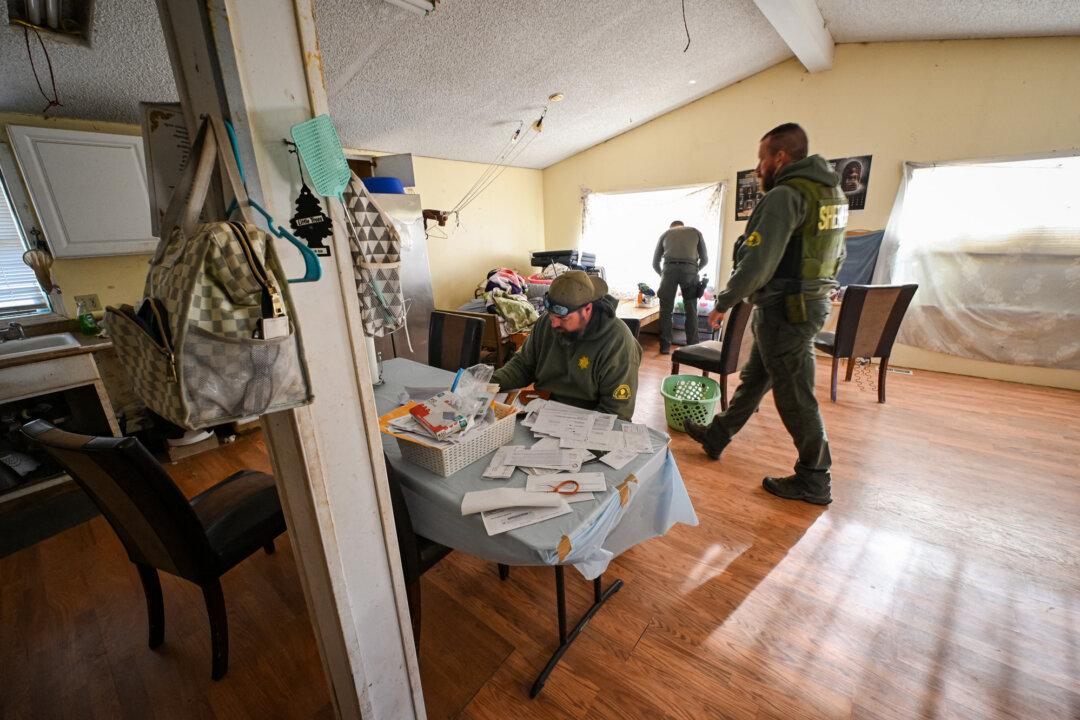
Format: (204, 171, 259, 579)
(580, 183, 723, 295)
(874, 157, 1080, 369)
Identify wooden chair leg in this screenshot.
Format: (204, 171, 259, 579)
(136, 563, 165, 649)
(878, 357, 889, 403)
(498, 563, 510, 581)
(202, 580, 229, 681)
(720, 375, 728, 411)
(702, 370, 709, 378)
(671, 361, 680, 374)
(830, 357, 839, 402)
(263, 539, 276, 555)
(845, 357, 855, 381)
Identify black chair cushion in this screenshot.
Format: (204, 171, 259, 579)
(671, 340, 725, 373)
(189, 470, 286, 574)
(813, 331, 836, 354)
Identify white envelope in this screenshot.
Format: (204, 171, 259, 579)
(461, 487, 567, 515)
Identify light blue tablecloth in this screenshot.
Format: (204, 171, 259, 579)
(377, 358, 698, 579)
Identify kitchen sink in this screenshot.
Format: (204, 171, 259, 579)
(0, 332, 80, 360)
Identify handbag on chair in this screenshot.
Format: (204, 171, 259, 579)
(106, 116, 313, 430)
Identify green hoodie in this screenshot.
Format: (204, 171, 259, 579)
(715, 154, 846, 311)
(491, 295, 642, 420)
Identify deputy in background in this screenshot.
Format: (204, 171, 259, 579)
(492, 271, 642, 421)
(684, 123, 847, 505)
(652, 220, 708, 354)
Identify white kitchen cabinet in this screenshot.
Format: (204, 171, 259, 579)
(6, 125, 156, 257)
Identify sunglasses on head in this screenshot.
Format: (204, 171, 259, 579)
(544, 295, 588, 318)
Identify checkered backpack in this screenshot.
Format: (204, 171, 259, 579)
(106, 117, 313, 430)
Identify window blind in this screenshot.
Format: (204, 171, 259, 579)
(0, 172, 50, 318)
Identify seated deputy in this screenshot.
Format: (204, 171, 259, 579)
(491, 271, 642, 421)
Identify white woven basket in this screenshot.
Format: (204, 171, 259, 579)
(396, 403, 517, 477)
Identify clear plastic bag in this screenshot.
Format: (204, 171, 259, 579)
(452, 363, 495, 421)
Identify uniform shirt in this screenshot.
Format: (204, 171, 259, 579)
(491, 296, 642, 421)
(715, 155, 845, 312)
(652, 226, 708, 275)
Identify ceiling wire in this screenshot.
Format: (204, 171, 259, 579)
(451, 117, 540, 215)
(681, 0, 691, 53)
(451, 125, 521, 213)
(453, 129, 540, 216)
(15, 21, 62, 114)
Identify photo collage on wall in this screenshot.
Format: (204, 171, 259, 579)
(735, 155, 872, 220)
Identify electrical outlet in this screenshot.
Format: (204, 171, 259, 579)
(74, 294, 102, 312)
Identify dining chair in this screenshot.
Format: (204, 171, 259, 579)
(21, 420, 286, 680)
(669, 301, 752, 411)
(428, 310, 485, 372)
(443, 309, 512, 367)
(813, 283, 918, 402)
(384, 455, 452, 647)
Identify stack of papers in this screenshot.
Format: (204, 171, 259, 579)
(458, 399, 662, 536)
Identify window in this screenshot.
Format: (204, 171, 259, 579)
(581, 184, 723, 294)
(0, 170, 50, 319)
(880, 155, 1080, 369)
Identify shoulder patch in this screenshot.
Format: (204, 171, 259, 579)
(745, 231, 762, 247)
(578, 356, 590, 370)
(613, 384, 632, 401)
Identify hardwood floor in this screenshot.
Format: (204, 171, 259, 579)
(2, 337, 1078, 719)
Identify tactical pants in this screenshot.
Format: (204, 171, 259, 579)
(658, 263, 701, 347)
(704, 298, 832, 484)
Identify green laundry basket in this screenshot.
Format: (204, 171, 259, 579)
(661, 374, 721, 432)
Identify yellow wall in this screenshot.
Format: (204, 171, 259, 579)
(411, 155, 544, 309)
(2, 113, 545, 317)
(542, 37, 1080, 390)
(0, 112, 152, 316)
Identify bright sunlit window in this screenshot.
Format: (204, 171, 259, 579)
(0, 171, 50, 319)
(885, 155, 1080, 368)
(581, 184, 723, 294)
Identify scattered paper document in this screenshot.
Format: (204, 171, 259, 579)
(529, 401, 595, 442)
(565, 492, 595, 504)
(526, 472, 608, 493)
(591, 413, 617, 432)
(559, 430, 626, 452)
(482, 445, 520, 479)
(481, 503, 572, 535)
(507, 446, 579, 471)
(461, 488, 565, 515)
(520, 398, 547, 427)
(621, 423, 654, 454)
(600, 447, 637, 470)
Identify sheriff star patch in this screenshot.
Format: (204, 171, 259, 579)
(613, 384, 632, 401)
(578, 356, 590, 370)
(745, 231, 763, 247)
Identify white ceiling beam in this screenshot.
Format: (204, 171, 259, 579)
(753, 0, 835, 72)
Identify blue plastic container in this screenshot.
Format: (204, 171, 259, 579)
(362, 176, 406, 194)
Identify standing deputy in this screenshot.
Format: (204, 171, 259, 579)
(684, 123, 847, 505)
(653, 220, 708, 354)
(492, 271, 642, 421)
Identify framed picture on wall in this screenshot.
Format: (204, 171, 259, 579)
(830, 155, 872, 210)
(735, 169, 761, 221)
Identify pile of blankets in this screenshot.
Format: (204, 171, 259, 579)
(476, 268, 538, 334)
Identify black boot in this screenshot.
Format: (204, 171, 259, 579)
(762, 474, 832, 505)
(683, 420, 726, 460)
(659, 343, 671, 355)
